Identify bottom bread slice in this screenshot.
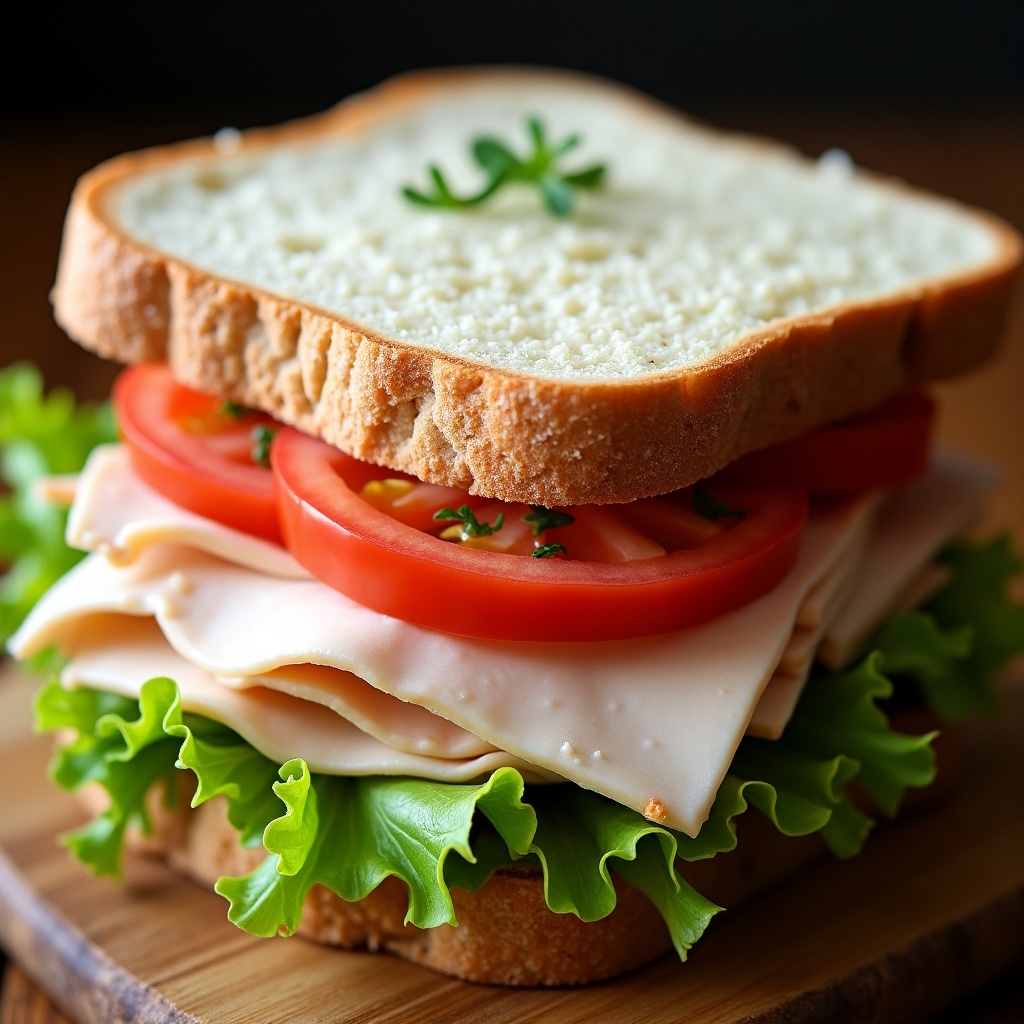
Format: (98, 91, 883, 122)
(118, 788, 822, 986)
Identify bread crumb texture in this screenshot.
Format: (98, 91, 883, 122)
(112, 81, 996, 383)
(57, 70, 1020, 503)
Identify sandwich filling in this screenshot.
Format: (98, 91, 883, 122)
(14, 444, 991, 833)
(4, 363, 1022, 964)
(7, 363, 1023, 961)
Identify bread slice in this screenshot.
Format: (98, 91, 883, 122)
(53, 68, 1022, 505)
(123, 786, 821, 986)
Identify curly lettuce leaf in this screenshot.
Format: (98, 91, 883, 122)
(36, 656, 928, 959)
(0, 363, 116, 647)
(217, 763, 537, 936)
(35, 676, 181, 875)
(778, 653, 937, 820)
(891, 538, 1023, 719)
(526, 787, 720, 958)
(35, 675, 281, 874)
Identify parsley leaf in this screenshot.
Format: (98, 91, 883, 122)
(250, 425, 278, 468)
(523, 505, 575, 536)
(403, 117, 606, 218)
(532, 543, 567, 559)
(220, 400, 248, 419)
(433, 504, 504, 539)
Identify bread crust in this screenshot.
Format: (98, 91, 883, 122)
(52, 68, 1023, 505)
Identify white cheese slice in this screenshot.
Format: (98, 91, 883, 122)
(750, 455, 992, 738)
(62, 617, 553, 782)
(747, 533, 869, 739)
(12, 493, 875, 837)
(219, 663, 499, 759)
(819, 452, 994, 669)
(67, 444, 307, 579)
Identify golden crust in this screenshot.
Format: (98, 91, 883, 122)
(52, 68, 1023, 505)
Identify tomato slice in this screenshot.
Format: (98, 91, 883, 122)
(272, 428, 809, 643)
(713, 391, 934, 494)
(113, 364, 282, 543)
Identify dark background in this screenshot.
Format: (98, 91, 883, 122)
(4, 1, 1023, 124)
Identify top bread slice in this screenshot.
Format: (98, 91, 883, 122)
(53, 68, 1021, 505)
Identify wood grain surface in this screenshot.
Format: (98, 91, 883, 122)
(0, 664, 1021, 1024)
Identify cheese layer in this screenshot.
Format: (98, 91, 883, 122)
(62, 617, 551, 781)
(10, 447, 989, 836)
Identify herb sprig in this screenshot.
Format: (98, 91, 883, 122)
(523, 505, 575, 536)
(532, 543, 567, 559)
(403, 117, 606, 218)
(220, 400, 248, 419)
(433, 505, 505, 540)
(250, 425, 278, 468)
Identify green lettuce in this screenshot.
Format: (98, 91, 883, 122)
(0, 363, 116, 649)
(874, 538, 1024, 720)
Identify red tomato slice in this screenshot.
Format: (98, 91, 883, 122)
(713, 391, 934, 494)
(272, 428, 809, 643)
(113, 364, 282, 543)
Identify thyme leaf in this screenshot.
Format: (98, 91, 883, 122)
(433, 505, 505, 539)
(523, 505, 575, 536)
(402, 117, 606, 218)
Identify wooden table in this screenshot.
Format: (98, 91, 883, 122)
(1, 108, 1022, 1022)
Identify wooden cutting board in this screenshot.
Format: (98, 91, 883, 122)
(0, 665, 1022, 1024)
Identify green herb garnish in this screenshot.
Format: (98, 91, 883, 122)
(433, 505, 504, 539)
(221, 400, 248, 419)
(532, 543, 567, 559)
(523, 505, 575, 536)
(403, 117, 606, 218)
(250, 425, 278, 468)
(693, 486, 745, 523)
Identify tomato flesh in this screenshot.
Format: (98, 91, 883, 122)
(272, 428, 809, 643)
(713, 391, 934, 494)
(113, 364, 282, 543)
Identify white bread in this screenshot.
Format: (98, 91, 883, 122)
(52, 68, 1021, 506)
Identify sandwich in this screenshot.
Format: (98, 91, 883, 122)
(5, 68, 1023, 987)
